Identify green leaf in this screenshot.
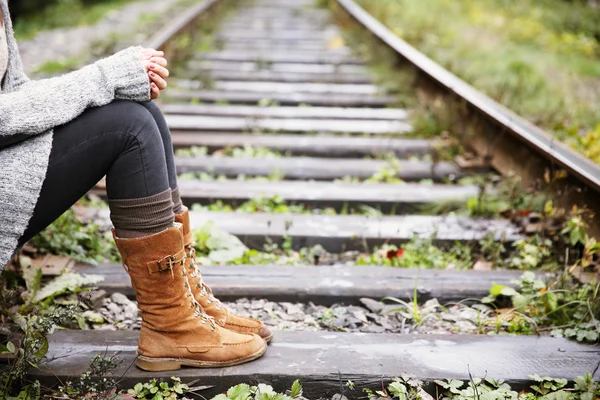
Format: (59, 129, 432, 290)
(582, 330, 598, 342)
(489, 283, 508, 296)
(388, 381, 408, 398)
(544, 390, 572, 400)
(33, 336, 49, 358)
(511, 294, 529, 309)
(22, 263, 42, 295)
(550, 329, 564, 338)
(76, 314, 87, 330)
(481, 294, 496, 304)
(227, 383, 252, 400)
(210, 395, 230, 400)
(256, 384, 276, 396)
(6, 341, 16, 354)
(33, 273, 104, 303)
(290, 380, 303, 398)
(499, 287, 519, 297)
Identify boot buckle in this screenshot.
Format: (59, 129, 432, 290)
(148, 254, 176, 274)
(146, 250, 186, 274)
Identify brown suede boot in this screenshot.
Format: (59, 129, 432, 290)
(175, 207, 273, 342)
(114, 224, 267, 371)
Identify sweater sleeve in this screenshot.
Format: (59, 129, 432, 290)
(0, 46, 150, 138)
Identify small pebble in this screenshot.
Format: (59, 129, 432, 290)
(91, 295, 503, 335)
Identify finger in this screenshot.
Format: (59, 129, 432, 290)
(148, 63, 169, 79)
(150, 57, 168, 67)
(140, 60, 147, 73)
(142, 48, 164, 58)
(139, 50, 153, 61)
(150, 82, 160, 99)
(149, 72, 168, 90)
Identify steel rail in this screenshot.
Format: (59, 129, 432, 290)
(336, 0, 600, 194)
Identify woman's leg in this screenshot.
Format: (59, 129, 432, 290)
(18, 100, 173, 245)
(18, 101, 267, 371)
(138, 104, 274, 342)
(140, 101, 183, 215)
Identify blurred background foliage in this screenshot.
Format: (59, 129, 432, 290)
(358, 0, 600, 164)
(7, 0, 600, 164)
(10, 0, 134, 40)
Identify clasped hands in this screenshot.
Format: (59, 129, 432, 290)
(137, 48, 169, 100)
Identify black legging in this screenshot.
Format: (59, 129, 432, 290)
(18, 100, 177, 246)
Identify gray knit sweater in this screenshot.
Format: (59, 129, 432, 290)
(0, 0, 151, 269)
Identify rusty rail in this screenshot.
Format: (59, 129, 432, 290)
(335, 0, 600, 194)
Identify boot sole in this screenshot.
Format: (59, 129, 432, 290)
(263, 332, 273, 343)
(135, 342, 268, 371)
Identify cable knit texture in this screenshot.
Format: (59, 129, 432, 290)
(0, 0, 151, 269)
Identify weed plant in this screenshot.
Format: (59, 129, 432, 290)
(483, 271, 600, 343)
(0, 265, 105, 398)
(31, 208, 119, 265)
(176, 145, 285, 159)
(191, 195, 382, 216)
(210, 380, 304, 400)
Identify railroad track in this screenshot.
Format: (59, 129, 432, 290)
(26, 0, 600, 397)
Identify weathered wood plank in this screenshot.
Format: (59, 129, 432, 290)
(179, 68, 373, 84)
(221, 42, 351, 54)
(175, 80, 381, 96)
(170, 132, 433, 157)
(161, 104, 408, 120)
(221, 20, 331, 29)
(174, 180, 480, 208)
(218, 38, 341, 51)
(217, 30, 341, 41)
(71, 263, 526, 304)
(239, 0, 316, 6)
(93, 179, 479, 211)
(87, 209, 521, 252)
(186, 59, 369, 75)
(185, 212, 522, 250)
(223, 7, 330, 17)
(166, 89, 396, 107)
(196, 51, 362, 65)
(37, 331, 600, 398)
(174, 156, 466, 181)
(165, 114, 412, 134)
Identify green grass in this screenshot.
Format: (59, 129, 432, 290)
(355, 0, 600, 163)
(33, 57, 82, 76)
(13, 0, 138, 41)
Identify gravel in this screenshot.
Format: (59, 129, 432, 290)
(91, 293, 496, 335)
(93, 292, 141, 331)
(17, 0, 183, 75)
(223, 297, 494, 334)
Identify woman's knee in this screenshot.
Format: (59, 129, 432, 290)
(141, 101, 172, 144)
(109, 101, 163, 149)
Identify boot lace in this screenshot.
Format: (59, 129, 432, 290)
(186, 245, 222, 311)
(182, 267, 217, 331)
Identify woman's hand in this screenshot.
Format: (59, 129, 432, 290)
(137, 48, 169, 100)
